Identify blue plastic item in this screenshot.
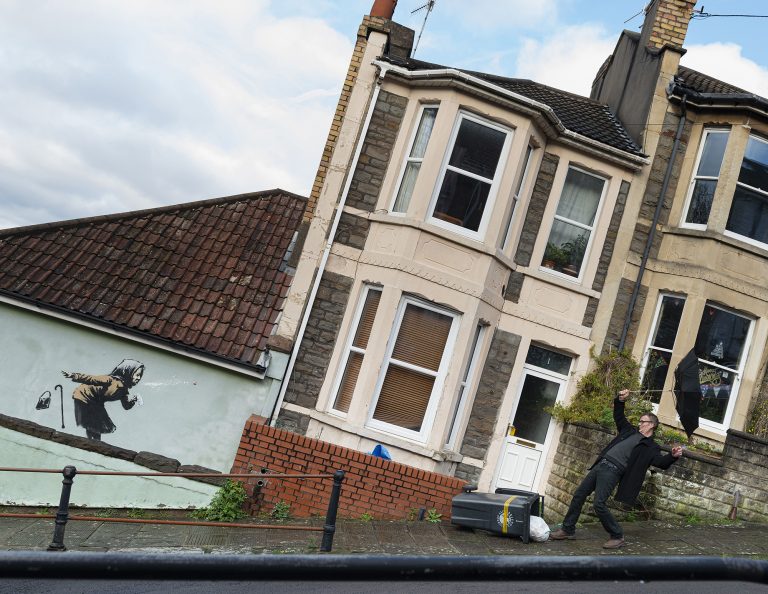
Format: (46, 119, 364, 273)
(370, 444, 392, 460)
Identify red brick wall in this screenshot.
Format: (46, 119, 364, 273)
(231, 415, 466, 519)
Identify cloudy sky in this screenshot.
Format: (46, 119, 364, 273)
(2, 0, 768, 229)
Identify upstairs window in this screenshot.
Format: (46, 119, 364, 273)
(640, 294, 686, 405)
(501, 145, 534, 251)
(392, 106, 438, 214)
(368, 297, 458, 441)
(430, 113, 510, 236)
(541, 166, 605, 279)
(725, 134, 768, 245)
(683, 129, 729, 227)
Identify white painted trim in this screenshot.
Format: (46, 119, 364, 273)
(390, 104, 439, 214)
(269, 64, 391, 425)
(365, 295, 461, 443)
(0, 294, 269, 380)
(445, 323, 487, 449)
(426, 111, 513, 241)
(374, 60, 649, 168)
(679, 128, 730, 230)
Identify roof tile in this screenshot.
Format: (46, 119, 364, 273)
(0, 190, 306, 370)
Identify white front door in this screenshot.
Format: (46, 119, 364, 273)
(495, 345, 571, 492)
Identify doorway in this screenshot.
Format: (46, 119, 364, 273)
(494, 344, 571, 492)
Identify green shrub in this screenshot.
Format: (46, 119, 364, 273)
(191, 479, 247, 522)
(425, 508, 442, 523)
(360, 512, 373, 522)
(547, 348, 650, 427)
(270, 500, 291, 521)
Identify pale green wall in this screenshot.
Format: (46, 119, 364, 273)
(0, 302, 286, 471)
(0, 427, 218, 507)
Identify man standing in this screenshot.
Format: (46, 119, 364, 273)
(550, 389, 683, 549)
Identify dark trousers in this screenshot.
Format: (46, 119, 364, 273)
(561, 459, 623, 539)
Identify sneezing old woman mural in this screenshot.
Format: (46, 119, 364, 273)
(61, 358, 145, 441)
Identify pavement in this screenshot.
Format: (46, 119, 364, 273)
(1, 515, 767, 558)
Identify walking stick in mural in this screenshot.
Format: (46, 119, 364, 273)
(35, 385, 66, 429)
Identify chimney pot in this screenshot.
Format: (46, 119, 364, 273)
(370, 0, 397, 19)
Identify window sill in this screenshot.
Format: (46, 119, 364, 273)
(303, 408, 451, 461)
(665, 226, 768, 259)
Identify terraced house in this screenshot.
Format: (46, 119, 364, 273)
(266, 0, 647, 494)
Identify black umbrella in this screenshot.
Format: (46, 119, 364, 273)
(674, 348, 701, 438)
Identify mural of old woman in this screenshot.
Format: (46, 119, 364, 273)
(62, 359, 145, 441)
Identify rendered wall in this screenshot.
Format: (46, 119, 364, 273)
(0, 425, 217, 508)
(0, 302, 285, 472)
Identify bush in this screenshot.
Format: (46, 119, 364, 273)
(270, 500, 291, 521)
(547, 347, 651, 427)
(191, 479, 247, 522)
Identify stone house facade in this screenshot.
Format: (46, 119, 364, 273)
(590, 0, 768, 446)
(267, 0, 648, 494)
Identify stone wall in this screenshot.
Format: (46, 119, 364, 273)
(546, 422, 768, 524)
(460, 329, 521, 464)
(278, 271, 353, 423)
(514, 152, 559, 267)
(232, 415, 466, 519)
(345, 90, 408, 212)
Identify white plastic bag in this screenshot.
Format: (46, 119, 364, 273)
(528, 515, 550, 542)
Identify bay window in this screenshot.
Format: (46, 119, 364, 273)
(368, 296, 459, 440)
(725, 134, 768, 245)
(330, 286, 382, 414)
(541, 166, 605, 278)
(693, 303, 752, 426)
(430, 112, 510, 236)
(640, 294, 686, 404)
(392, 105, 438, 214)
(683, 129, 729, 226)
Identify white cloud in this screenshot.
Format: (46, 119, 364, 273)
(514, 24, 616, 95)
(682, 43, 768, 98)
(0, 1, 352, 229)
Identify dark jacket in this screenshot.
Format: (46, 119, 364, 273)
(591, 398, 677, 505)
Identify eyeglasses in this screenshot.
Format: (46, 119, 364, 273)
(639, 420, 654, 424)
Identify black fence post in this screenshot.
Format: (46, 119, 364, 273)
(47, 465, 77, 551)
(320, 470, 344, 552)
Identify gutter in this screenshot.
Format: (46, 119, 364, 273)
(376, 61, 649, 169)
(618, 90, 688, 350)
(268, 64, 391, 425)
(668, 83, 768, 118)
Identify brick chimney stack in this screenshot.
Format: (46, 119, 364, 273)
(641, 0, 697, 50)
(370, 0, 397, 19)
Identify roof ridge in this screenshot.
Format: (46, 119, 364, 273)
(0, 188, 307, 238)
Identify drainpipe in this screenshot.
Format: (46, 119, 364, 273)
(618, 94, 687, 350)
(268, 65, 390, 426)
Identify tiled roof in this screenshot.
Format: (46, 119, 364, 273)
(0, 190, 306, 371)
(382, 56, 644, 157)
(676, 66, 752, 97)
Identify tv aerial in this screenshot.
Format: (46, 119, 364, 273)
(411, 0, 436, 57)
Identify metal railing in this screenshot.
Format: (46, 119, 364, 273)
(0, 465, 344, 552)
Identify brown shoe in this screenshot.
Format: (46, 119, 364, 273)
(549, 528, 575, 540)
(602, 538, 625, 549)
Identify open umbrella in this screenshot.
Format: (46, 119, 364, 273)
(674, 348, 701, 438)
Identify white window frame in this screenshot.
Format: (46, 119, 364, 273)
(445, 323, 487, 449)
(680, 128, 729, 230)
(366, 295, 460, 442)
(696, 302, 754, 433)
(427, 111, 513, 241)
(723, 134, 768, 249)
(501, 144, 534, 251)
(639, 293, 687, 410)
(539, 165, 608, 283)
(327, 285, 382, 417)
(390, 104, 439, 215)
